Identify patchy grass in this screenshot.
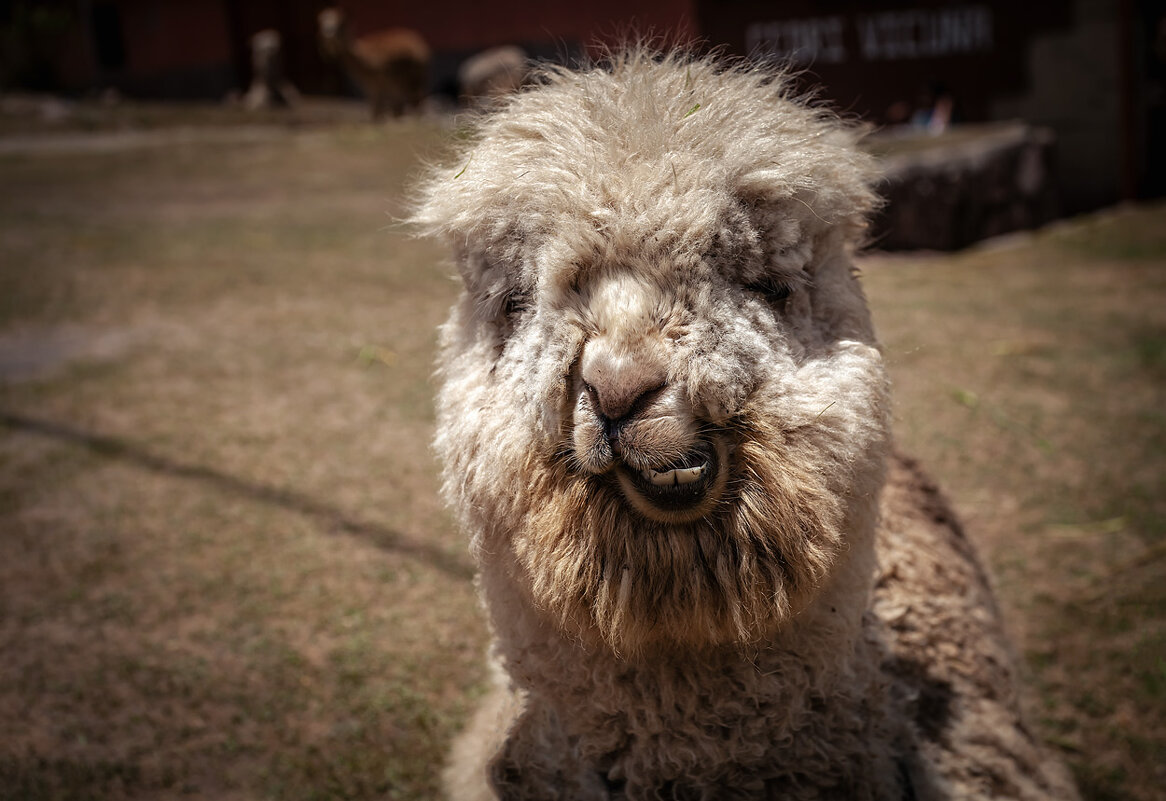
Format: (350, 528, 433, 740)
(863, 202, 1166, 801)
(0, 117, 480, 801)
(1, 109, 1163, 800)
(0, 94, 375, 136)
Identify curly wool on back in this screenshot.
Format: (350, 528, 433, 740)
(413, 49, 1077, 800)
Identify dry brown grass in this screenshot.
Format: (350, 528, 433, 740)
(864, 210, 1166, 800)
(1, 115, 486, 800)
(0, 108, 1162, 800)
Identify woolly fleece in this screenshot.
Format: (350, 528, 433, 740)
(412, 50, 1078, 800)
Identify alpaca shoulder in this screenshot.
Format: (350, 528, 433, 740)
(874, 453, 1079, 800)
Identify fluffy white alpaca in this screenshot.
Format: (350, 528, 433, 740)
(413, 49, 1078, 801)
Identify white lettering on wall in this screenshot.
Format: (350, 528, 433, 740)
(746, 5, 994, 66)
(857, 6, 993, 61)
(746, 16, 847, 65)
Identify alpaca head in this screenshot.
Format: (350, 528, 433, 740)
(317, 8, 347, 55)
(415, 51, 890, 654)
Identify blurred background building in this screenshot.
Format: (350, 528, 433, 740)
(2, 0, 1163, 216)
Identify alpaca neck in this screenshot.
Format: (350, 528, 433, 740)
(481, 541, 899, 796)
(324, 33, 375, 84)
(488, 534, 880, 734)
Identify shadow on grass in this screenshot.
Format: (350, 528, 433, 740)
(1, 410, 474, 582)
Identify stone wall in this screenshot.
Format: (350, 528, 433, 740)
(867, 123, 1058, 251)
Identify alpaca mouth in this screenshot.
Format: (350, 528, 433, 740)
(614, 440, 723, 521)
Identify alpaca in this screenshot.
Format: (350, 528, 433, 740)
(412, 50, 1079, 800)
(317, 7, 429, 120)
(242, 29, 299, 110)
(458, 46, 529, 108)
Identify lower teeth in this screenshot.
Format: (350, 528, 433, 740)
(645, 464, 706, 487)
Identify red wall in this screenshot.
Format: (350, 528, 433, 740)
(50, 0, 698, 98)
(338, 0, 699, 53)
(114, 0, 232, 73)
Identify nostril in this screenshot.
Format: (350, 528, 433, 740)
(589, 382, 666, 459)
(588, 379, 667, 431)
(601, 413, 620, 444)
(581, 342, 668, 423)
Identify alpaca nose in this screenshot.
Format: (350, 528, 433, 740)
(580, 338, 667, 425)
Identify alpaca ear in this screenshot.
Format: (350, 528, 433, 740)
(452, 242, 539, 332)
(730, 184, 877, 342)
(731, 193, 817, 279)
(452, 247, 514, 323)
(732, 122, 882, 261)
(737, 183, 878, 283)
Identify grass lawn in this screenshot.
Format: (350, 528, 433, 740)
(1, 103, 1163, 800)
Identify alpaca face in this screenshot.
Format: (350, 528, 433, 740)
(317, 8, 346, 59)
(419, 53, 891, 652)
(569, 268, 727, 525)
(317, 8, 343, 40)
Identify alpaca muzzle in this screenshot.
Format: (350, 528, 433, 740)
(571, 373, 728, 522)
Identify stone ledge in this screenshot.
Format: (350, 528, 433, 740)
(866, 123, 1058, 251)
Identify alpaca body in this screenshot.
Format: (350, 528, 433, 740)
(243, 29, 299, 110)
(318, 8, 429, 119)
(413, 50, 1077, 800)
